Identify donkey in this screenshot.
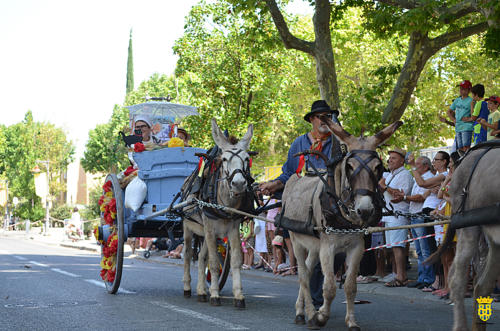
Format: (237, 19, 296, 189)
(282, 117, 402, 330)
(182, 118, 253, 308)
(427, 145, 500, 331)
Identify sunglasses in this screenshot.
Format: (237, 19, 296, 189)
(135, 125, 149, 130)
(312, 113, 332, 120)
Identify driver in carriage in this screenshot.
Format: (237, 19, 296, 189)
(134, 114, 160, 145)
(259, 99, 343, 310)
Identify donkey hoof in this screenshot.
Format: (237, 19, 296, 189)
(234, 299, 246, 309)
(184, 290, 191, 298)
(348, 327, 361, 331)
(197, 294, 208, 302)
(294, 314, 305, 325)
(315, 313, 327, 327)
(210, 297, 221, 306)
(307, 313, 322, 330)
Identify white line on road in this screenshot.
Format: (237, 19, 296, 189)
(0, 249, 10, 255)
(84, 279, 136, 294)
(29, 261, 49, 267)
(150, 301, 249, 330)
(13, 256, 27, 261)
(51, 268, 79, 277)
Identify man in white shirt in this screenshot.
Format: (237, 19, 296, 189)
(393, 156, 434, 288)
(379, 148, 413, 287)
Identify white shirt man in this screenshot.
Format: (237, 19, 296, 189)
(379, 148, 413, 287)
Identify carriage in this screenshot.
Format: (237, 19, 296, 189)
(94, 100, 231, 294)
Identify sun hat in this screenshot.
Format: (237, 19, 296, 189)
(388, 147, 406, 159)
(134, 114, 153, 128)
(272, 235, 283, 246)
(303, 100, 340, 122)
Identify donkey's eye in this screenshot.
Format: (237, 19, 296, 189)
(222, 157, 228, 162)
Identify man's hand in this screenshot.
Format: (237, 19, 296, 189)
(390, 189, 405, 203)
(259, 180, 284, 196)
(407, 153, 415, 167)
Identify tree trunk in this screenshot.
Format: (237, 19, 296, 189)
(313, 0, 340, 111)
(382, 32, 433, 123)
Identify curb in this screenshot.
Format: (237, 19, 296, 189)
(59, 243, 99, 253)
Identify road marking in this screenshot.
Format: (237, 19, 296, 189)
(84, 279, 136, 294)
(13, 256, 27, 261)
(29, 261, 49, 267)
(0, 249, 10, 255)
(150, 301, 249, 330)
(51, 268, 79, 277)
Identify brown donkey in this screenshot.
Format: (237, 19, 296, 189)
(282, 117, 402, 330)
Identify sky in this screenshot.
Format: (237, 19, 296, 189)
(0, 0, 311, 158)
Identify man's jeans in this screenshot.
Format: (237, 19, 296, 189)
(411, 217, 435, 284)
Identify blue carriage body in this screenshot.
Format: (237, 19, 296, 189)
(123, 146, 206, 239)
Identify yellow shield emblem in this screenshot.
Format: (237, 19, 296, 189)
(477, 297, 493, 322)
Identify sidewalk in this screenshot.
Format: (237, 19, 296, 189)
(1, 227, 497, 311)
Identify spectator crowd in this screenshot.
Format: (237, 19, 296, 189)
(369, 80, 499, 302)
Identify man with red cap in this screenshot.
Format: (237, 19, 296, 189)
(447, 80, 473, 153)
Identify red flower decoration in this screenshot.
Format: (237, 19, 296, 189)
(98, 195, 105, 206)
(134, 142, 145, 153)
(124, 165, 135, 176)
(100, 269, 107, 280)
(102, 181, 112, 192)
(104, 212, 114, 225)
(108, 198, 117, 213)
(107, 269, 116, 283)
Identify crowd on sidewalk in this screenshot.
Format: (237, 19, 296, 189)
(369, 80, 500, 303)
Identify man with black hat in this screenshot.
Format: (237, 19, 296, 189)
(260, 99, 342, 309)
(260, 100, 340, 195)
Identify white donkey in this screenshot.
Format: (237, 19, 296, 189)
(182, 118, 253, 308)
(282, 118, 402, 330)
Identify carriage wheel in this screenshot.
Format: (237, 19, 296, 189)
(205, 238, 231, 291)
(98, 174, 125, 294)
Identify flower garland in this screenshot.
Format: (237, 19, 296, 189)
(96, 180, 119, 283)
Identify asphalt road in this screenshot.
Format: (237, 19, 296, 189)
(0, 237, 494, 331)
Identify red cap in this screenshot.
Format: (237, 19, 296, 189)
(457, 80, 472, 89)
(485, 96, 500, 104)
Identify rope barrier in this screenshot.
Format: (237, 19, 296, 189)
(365, 231, 444, 251)
(5, 220, 43, 229)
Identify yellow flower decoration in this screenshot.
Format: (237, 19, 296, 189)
(168, 137, 184, 148)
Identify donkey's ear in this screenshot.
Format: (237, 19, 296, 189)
(237, 123, 253, 151)
(211, 118, 229, 148)
(368, 121, 403, 147)
(321, 116, 356, 145)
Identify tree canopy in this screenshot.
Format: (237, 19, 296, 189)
(0, 111, 74, 220)
(82, 0, 500, 177)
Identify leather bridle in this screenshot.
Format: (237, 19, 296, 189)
(219, 148, 254, 191)
(340, 149, 385, 215)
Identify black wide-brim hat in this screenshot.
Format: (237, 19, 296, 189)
(304, 100, 340, 122)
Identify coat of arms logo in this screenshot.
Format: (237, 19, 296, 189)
(476, 296, 493, 322)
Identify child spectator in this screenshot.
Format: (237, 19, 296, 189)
(462, 84, 489, 145)
(447, 80, 474, 153)
(240, 217, 255, 269)
(478, 96, 500, 140)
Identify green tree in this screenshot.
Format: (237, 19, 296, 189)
(172, 1, 317, 171)
(81, 105, 129, 174)
(0, 111, 74, 221)
(228, 0, 499, 123)
(126, 29, 134, 95)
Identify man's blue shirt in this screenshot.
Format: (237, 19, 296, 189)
(276, 133, 333, 185)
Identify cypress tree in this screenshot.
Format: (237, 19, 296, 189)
(126, 29, 134, 95)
